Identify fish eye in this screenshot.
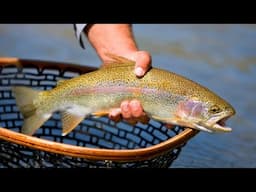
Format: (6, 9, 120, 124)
(209, 105, 221, 114)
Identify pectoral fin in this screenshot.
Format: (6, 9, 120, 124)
(152, 115, 183, 125)
(152, 115, 172, 123)
(152, 115, 195, 129)
(61, 111, 85, 136)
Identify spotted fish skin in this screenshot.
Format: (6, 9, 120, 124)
(11, 54, 236, 136)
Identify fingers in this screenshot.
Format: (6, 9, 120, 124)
(121, 100, 143, 118)
(121, 99, 144, 119)
(134, 51, 152, 77)
(121, 99, 150, 125)
(129, 100, 144, 118)
(120, 100, 131, 119)
(108, 108, 122, 123)
(108, 99, 150, 125)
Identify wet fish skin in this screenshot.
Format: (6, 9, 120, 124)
(11, 54, 236, 136)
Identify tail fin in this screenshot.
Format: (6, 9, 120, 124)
(11, 86, 51, 135)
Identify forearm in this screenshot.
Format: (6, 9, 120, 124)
(85, 24, 138, 62)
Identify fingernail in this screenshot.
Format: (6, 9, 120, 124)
(135, 67, 144, 77)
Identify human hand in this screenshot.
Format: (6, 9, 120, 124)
(108, 99, 150, 125)
(124, 50, 152, 78)
(85, 24, 151, 125)
(107, 50, 151, 124)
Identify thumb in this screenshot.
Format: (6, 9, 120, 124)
(133, 51, 152, 77)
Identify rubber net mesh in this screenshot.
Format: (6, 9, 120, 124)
(0, 61, 188, 168)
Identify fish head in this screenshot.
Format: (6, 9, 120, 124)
(175, 97, 236, 133)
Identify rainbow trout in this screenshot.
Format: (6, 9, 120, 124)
(12, 54, 235, 136)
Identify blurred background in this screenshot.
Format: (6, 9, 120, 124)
(0, 24, 255, 167)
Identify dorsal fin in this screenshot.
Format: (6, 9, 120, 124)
(101, 52, 135, 68)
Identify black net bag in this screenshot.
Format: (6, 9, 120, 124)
(0, 57, 198, 168)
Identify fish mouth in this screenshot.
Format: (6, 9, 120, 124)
(194, 111, 235, 133)
(212, 116, 232, 132)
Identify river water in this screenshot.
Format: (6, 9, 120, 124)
(0, 24, 255, 168)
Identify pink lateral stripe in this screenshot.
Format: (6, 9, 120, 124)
(70, 86, 168, 96)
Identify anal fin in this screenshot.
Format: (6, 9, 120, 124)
(61, 111, 85, 136)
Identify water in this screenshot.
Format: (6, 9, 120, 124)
(0, 24, 255, 168)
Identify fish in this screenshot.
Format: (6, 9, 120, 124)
(11, 53, 236, 136)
